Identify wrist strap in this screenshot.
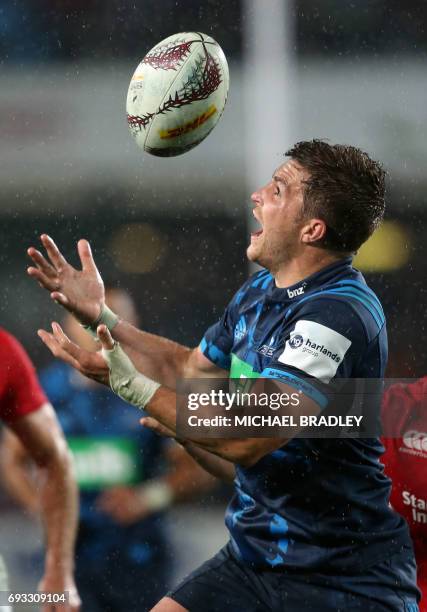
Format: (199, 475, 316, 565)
(102, 342, 160, 409)
(83, 304, 119, 339)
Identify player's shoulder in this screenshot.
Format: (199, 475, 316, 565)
(0, 327, 28, 360)
(247, 268, 274, 288)
(381, 379, 427, 455)
(289, 278, 385, 341)
(382, 377, 427, 418)
(0, 327, 18, 347)
(234, 268, 274, 301)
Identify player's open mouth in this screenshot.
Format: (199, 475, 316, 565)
(251, 215, 263, 238)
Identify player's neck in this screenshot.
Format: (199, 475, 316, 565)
(273, 251, 346, 289)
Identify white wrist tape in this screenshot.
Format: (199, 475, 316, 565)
(102, 342, 160, 409)
(137, 481, 174, 512)
(83, 304, 119, 339)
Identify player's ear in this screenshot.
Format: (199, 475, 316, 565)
(300, 218, 327, 244)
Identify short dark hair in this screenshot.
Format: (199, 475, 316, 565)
(286, 139, 386, 252)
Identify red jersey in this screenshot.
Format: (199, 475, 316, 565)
(0, 328, 47, 423)
(382, 378, 427, 610)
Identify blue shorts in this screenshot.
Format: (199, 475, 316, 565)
(168, 542, 420, 611)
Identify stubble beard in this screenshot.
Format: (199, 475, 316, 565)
(256, 240, 301, 278)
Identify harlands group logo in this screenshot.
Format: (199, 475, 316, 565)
(288, 332, 341, 364)
(278, 320, 351, 383)
(401, 430, 427, 457)
(289, 334, 304, 349)
(304, 338, 341, 364)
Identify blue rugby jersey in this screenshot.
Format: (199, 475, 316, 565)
(200, 258, 411, 571)
(39, 362, 167, 565)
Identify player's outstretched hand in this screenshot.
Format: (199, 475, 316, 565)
(38, 322, 110, 386)
(27, 235, 105, 325)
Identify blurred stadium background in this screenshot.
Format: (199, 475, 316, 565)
(1, 0, 426, 608)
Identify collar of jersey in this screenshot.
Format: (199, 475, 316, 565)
(265, 256, 354, 301)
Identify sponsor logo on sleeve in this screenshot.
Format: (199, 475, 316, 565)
(234, 316, 247, 342)
(258, 334, 277, 357)
(400, 430, 427, 458)
(278, 319, 352, 383)
(402, 490, 427, 524)
(288, 334, 304, 349)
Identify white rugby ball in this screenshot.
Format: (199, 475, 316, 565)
(126, 32, 229, 157)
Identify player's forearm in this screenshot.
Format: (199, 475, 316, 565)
(146, 389, 280, 467)
(41, 444, 78, 576)
(0, 460, 39, 513)
(182, 436, 279, 467)
(102, 339, 258, 465)
(0, 432, 40, 513)
(112, 320, 192, 388)
(104, 348, 284, 467)
(161, 443, 223, 500)
(178, 441, 236, 483)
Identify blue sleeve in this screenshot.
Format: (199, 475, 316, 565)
(199, 304, 236, 370)
(261, 296, 377, 409)
(199, 272, 267, 370)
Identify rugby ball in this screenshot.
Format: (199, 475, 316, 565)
(126, 32, 229, 157)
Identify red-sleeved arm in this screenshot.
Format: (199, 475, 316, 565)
(381, 378, 427, 610)
(382, 378, 427, 434)
(0, 328, 47, 423)
(381, 378, 427, 453)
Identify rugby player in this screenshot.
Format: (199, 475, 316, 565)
(0, 328, 80, 611)
(381, 378, 427, 611)
(27, 140, 420, 610)
(1, 290, 217, 612)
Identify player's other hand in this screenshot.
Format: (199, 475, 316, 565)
(140, 416, 177, 439)
(38, 573, 81, 611)
(97, 486, 151, 524)
(27, 235, 104, 325)
(38, 322, 110, 386)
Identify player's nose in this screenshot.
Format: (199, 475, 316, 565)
(250, 190, 262, 207)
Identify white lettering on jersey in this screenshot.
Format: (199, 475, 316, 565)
(278, 319, 352, 383)
(402, 490, 427, 524)
(287, 286, 304, 299)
